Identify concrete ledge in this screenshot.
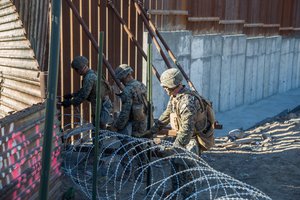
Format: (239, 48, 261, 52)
(215, 88, 300, 137)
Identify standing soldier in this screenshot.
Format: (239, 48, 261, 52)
(110, 64, 148, 137)
(150, 68, 215, 198)
(61, 56, 113, 129)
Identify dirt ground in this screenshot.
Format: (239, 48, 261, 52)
(204, 109, 300, 200)
(61, 109, 300, 200)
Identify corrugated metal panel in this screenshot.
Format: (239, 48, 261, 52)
(0, 103, 62, 200)
(12, 0, 50, 71)
(0, 0, 42, 118)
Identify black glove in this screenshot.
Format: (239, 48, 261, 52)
(63, 93, 73, 99)
(61, 99, 72, 108)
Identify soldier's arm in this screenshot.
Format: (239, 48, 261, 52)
(114, 93, 132, 130)
(174, 98, 197, 147)
(71, 74, 95, 106)
(151, 100, 172, 133)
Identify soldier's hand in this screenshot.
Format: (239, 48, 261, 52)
(61, 99, 72, 108)
(63, 93, 73, 99)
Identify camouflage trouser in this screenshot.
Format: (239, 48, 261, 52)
(171, 138, 199, 199)
(92, 96, 113, 129)
(119, 122, 132, 136)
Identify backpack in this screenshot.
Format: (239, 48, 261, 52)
(189, 91, 215, 151)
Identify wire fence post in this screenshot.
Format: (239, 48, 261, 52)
(39, 0, 61, 199)
(92, 32, 104, 200)
(146, 32, 153, 195)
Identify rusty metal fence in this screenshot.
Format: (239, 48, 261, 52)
(59, 0, 145, 132)
(145, 0, 300, 35)
(6, 0, 300, 131)
(59, 0, 300, 131)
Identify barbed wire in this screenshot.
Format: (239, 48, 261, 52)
(62, 126, 271, 200)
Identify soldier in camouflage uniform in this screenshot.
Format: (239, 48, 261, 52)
(62, 56, 113, 129)
(110, 64, 148, 137)
(150, 68, 215, 199)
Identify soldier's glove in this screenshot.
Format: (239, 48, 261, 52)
(61, 99, 72, 108)
(134, 130, 153, 139)
(173, 140, 184, 148)
(107, 125, 118, 132)
(155, 145, 175, 157)
(63, 93, 73, 99)
(153, 137, 161, 144)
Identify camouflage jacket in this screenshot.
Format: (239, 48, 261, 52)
(152, 87, 203, 147)
(114, 79, 147, 136)
(70, 69, 112, 125)
(70, 70, 97, 107)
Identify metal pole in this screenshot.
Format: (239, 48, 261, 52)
(146, 33, 153, 195)
(133, 0, 198, 92)
(92, 32, 104, 200)
(39, 0, 61, 199)
(65, 0, 123, 90)
(105, 0, 160, 81)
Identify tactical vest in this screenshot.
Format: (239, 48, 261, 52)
(131, 85, 148, 122)
(170, 90, 215, 151)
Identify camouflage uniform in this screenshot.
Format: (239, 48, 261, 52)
(152, 86, 201, 154)
(113, 79, 147, 137)
(151, 68, 215, 199)
(62, 56, 113, 128)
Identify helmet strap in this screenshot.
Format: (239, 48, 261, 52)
(78, 65, 89, 75)
(122, 73, 133, 85)
(171, 84, 183, 97)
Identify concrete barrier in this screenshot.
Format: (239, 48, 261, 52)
(143, 31, 300, 117)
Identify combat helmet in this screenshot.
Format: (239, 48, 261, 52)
(115, 64, 133, 80)
(160, 68, 183, 88)
(71, 56, 88, 70)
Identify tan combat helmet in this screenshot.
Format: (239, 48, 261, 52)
(71, 56, 88, 70)
(160, 68, 183, 88)
(115, 64, 133, 80)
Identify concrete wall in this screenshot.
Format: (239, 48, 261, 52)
(143, 31, 300, 118)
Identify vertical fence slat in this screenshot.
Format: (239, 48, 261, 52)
(72, 1, 81, 137)
(61, 0, 72, 131)
(129, 0, 136, 76)
(122, 0, 129, 64)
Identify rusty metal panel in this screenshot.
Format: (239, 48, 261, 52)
(0, 103, 63, 200)
(292, 0, 300, 35)
(0, 1, 42, 118)
(143, 0, 296, 35)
